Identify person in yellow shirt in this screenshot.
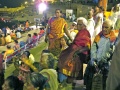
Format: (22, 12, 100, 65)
(0, 34, 6, 46)
(104, 10, 113, 20)
(5, 34, 12, 44)
(3, 45, 14, 60)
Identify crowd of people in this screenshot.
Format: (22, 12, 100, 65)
(0, 1, 120, 90)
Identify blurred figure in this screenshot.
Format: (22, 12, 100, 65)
(21, 51, 35, 64)
(10, 31, 17, 40)
(84, 19, 119, 90)
(2, 26, 7, 37)
(26, 34, 32, 46)
(0, 34, 6, 46)
(87, 11, 95, 44)
(109, 4, 120, 29)
(16, 31, 21, 39)
(69, 22, 78, 40)
(94, 6, 104, 36)
(58, 17, 91, 84)
(3, 45, 14, 60)
(98, 0, 108, 11)
(2, 75, 23, 90)
(106, 35, 120, 90)
(45, 9, 73, 57)
(0, 52, 4, 90)
(13, 40, 20, 51)
(5, 34, 12, 44)
(25, 69, 58, 90)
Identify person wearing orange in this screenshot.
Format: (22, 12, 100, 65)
(45, 9, 73, 57)
(10, 31, 17, 40)
(98, 0, 108, 11)
(25, 20, 29, 28)
(84, 19, 119, 90)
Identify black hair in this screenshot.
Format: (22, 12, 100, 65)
(14, 40, 18, 44)
(6, 45, 11, 49)
(5, 75, 24, 90)
(55, 9, 62, 13)
(28, 34, 31, 37)
(30, 73, 49, 90)
(99, 6, 104, 11)
(34, 33, 37, 36)
(23, 51, 30, 58)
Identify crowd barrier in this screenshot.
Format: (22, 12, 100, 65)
(3, 32, 45, 69)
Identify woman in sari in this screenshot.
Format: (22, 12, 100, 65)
(58, 17, 91, 84)
(45, 9, 73, 57)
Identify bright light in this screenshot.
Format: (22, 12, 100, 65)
(25, 1, 28, 4)
(38, 3, 47, 12)
(32, 0, 35, 2)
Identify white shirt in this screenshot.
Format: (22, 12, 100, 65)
(87, 17, 95, 38)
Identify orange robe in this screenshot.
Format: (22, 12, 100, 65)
(99, 0, 108, 11)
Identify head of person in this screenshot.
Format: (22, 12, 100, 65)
(29, 72, 49, 90)
(40, 50, 57, 69)
(21, 51, 30, 59)
(87, 11, 93, 19)
(6, 45, 11, 49)
(71, 22, 77, 28)
(102, 19, 113, 35)
(113, 4, 119, 11)
(28, 34, 31, 37)
(94, 6, 99, 13)
(55, 9, 62, 18)
(2, 75, 23, 90)
(99, 6, 104, 12)
(14, 40, 18, 44)
(33, 33, 37, 36)
(77, 17, 87, 30)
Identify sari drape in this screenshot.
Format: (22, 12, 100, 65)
(48, 17, 67, 57)
(58, 29, 91, 77)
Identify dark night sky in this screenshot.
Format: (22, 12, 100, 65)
(0, 0, 31, 7)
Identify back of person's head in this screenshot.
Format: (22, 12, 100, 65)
(3, 75, 23, 90)
(28, 34, 31, 37)
(40, 50, 57, 69)
(34, 33, 37, 36)
(99, 6, 104, 11)
(30, 72, 48, 90)
(6, 45, 11, 49)
(14, 40, 18, 44)
(23, 51, 30, 58)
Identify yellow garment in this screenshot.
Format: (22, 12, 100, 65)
(22, 58, 38, 72)
(5, 35, 12, 43)
(4, 49, 14, 60)
(29, 54, 35, 64)
(25, 22, 29, 28)
(73, 30, 78, 34)
(48, 17, 67, 39)
(0, 37, 6, 46)
(104, 11, 113, 20)
(40, 69, 58, 90)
